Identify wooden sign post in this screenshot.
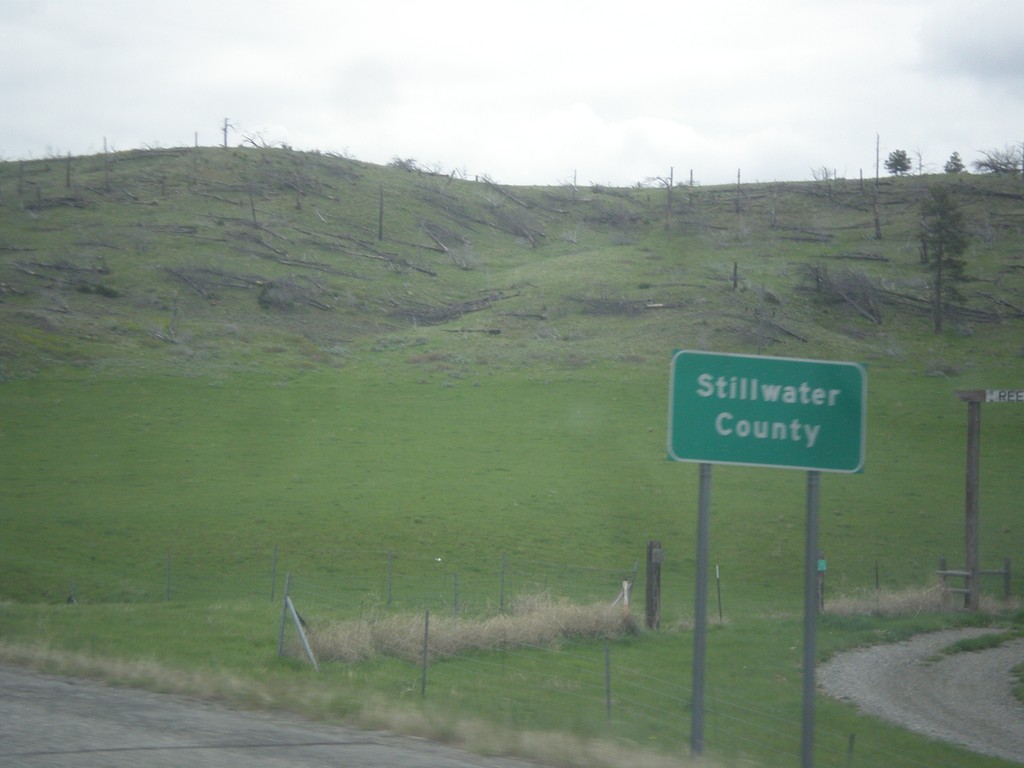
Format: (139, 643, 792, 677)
(955, 389, 1023, 610)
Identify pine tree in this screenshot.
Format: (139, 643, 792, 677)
(943, 152, 965, 174)
(884, 149, 912, 176)
(919, 185, 968, 333)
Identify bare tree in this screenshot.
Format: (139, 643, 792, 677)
(644, 168, 674, 231)
(972, 145, 1022, 174)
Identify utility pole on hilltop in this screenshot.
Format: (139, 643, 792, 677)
(873, 134, 882, 240)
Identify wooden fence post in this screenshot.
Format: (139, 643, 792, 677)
(645, 541, 662, 630)
(421, 609, 430, 696)
(270, 544, 278, 602)
(387, 550, 393, 607)
(499, 553, 506, 613)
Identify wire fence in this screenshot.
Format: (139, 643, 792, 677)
(49, 548, 1012, 767)
(272, 552, 999, 768)
(273, 590, 985, 768)
(57, 543, 1016, 613)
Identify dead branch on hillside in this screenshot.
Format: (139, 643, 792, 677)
(139, 224, 200, 236)
(799, 264, 883, 324)
(149, 303, 181, 344)
(195, 191, 246, 207)
(489, 207, 546, 247)
(13, 259, 109, 276)
(420, 220, 469, 252)
(828, 252, 889, 262)
(24, 196, 90, 211)
(979, 293, 1024, 316)
(166, 267, 268, 298)
(572, 296, 688, 316)
(500, 311, 548, 320)
(288, 226, 438, 275)
(482, 176, 532, 209)
(0, 281, 25, 296)
(257, 275, 336, 311)
(880, 289, 1022, 323)
(777, 227, 834, 243)
(387, 291, 518, 326)
(582, 204, 645, 229)
(958, 183, 1024, 202)
(753, 308, 809, 342)
(12, 260, 112, 296)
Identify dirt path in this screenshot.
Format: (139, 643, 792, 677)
(0, 665, 542, 768)
(818, 628, 1024, 763)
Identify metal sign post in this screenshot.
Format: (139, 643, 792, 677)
(690, 462, 711, 756)
(669, 351, 867, 767)
(801, 470, 821, 768)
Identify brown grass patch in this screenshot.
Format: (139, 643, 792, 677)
(307, 594, 640, 664)
(824, 582, 1021, 617)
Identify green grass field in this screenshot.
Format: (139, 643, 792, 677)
(2, 148, 1023, 767)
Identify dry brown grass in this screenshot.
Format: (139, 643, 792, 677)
(1, 639, 727, 768)
(307, 593, 640, 664)
(823, 582, 1021, 617)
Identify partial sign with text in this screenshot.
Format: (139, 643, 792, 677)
(668, 351, 867, 472)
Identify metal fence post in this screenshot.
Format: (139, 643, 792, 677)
(277, 573, 291, 658)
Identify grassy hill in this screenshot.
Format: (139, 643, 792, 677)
(2, 147, 1023, 767)
(2, 146, 1022, 378)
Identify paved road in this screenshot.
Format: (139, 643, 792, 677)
(0, 666, 542, 768)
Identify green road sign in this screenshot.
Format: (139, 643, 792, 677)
(668, 351, 866, 472)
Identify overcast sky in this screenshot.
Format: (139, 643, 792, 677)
(3, 0, 1022, 187)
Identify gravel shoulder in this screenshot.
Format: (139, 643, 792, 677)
(818, 628, 1024, 763)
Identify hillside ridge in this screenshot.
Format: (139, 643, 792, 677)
(2, 147, 1022, 379)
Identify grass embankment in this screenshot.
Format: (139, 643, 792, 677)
(2, 363, 1022, 767)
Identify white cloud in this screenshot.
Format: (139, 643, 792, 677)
(918, 0, 1024, 90)
(1, 0, 1021, 184)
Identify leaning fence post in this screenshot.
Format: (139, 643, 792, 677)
(286, 595, 318, 670)
(165, 553, 171, 601)
(1004, 559, 1011, 599)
